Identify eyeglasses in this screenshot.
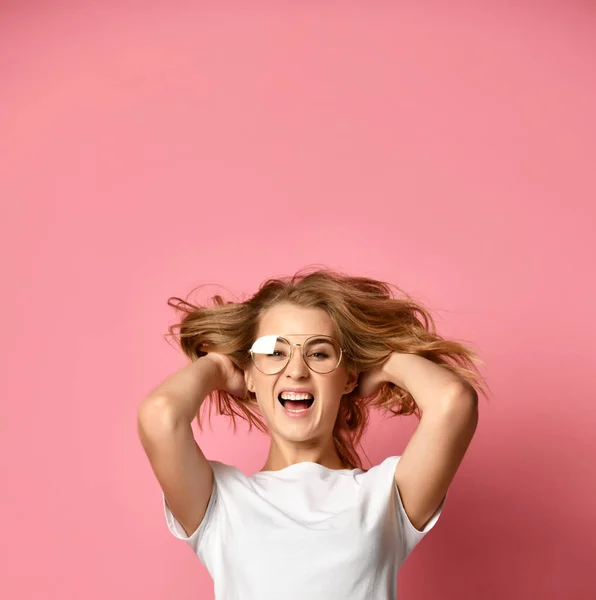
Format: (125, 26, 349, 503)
(249, 334, 344, 375)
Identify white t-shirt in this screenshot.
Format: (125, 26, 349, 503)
(163, 455, 446, 600)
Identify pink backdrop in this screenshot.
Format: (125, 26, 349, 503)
(1, 1, 594, 598)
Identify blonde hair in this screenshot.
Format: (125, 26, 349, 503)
(165, 266, 489, 470)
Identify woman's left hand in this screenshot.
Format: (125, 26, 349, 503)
(355, 357, 391, 398)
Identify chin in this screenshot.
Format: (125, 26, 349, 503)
(276, 419, 332, 444)
(278, 429, 316, 443)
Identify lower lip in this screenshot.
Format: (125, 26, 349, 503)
(279, 400, 315, 418)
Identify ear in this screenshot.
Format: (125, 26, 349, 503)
(244, 368, 255, 393)
(344, 368, 359, 394)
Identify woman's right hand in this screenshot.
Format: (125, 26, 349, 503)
(202, 351, 248, 399)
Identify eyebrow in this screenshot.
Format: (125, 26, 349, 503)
(259, 333, 331, 336)
(257, 333, 336, 341)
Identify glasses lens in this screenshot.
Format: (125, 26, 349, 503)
(303, 336, 341, 373)
(251, 335, 291, 375)
(250, 335, 341, 374)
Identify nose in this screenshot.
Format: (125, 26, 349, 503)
(285, 344, 309, 377)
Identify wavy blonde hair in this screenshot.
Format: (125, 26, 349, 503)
(165, 266, 489, 470)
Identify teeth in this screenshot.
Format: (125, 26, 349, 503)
(280, 392, 314, 400)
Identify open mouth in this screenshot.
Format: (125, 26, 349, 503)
(278, 393, 315, 412)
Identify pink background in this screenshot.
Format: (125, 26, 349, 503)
(1, 1, 595, 598)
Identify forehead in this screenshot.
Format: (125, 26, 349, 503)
(256, 303, 337, 339)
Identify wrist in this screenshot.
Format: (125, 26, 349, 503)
(382, 352, 413, 390)
(196, 354, 226, 393)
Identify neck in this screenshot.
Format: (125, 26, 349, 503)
(261, 437, 347, 472)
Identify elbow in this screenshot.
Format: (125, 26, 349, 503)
(442, 384, 479, 439)
(138, 396, 178, 433)
(443, 381, 479, 414)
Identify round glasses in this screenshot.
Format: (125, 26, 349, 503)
(249, 334, 344, 375)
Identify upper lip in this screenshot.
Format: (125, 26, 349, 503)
(278, 387, 315, 396)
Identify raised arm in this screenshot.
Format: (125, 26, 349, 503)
(137, 355, 226, 537)
(383, 353, 479, 531)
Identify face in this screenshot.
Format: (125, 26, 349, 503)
(244, 303, 358, 445)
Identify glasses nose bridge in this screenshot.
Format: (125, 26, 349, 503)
(287, 341, 304, 362)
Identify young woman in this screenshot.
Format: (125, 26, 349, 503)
(137, 267, 487, 599)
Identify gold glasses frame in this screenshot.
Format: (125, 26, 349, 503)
(249, 333, 345, 375)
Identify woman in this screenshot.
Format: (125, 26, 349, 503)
(137, 267, 487, 599)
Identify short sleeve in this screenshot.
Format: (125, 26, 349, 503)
(162, 479, 218, 556)
(391, 455, 447, 563)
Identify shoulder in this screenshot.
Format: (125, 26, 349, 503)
(359, 456, 400, 481)
(350, 456, 401, 500)
(208, 460, 255, 491)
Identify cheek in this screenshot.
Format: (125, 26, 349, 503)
(319, 389, 344, 414)
(253, 385, 275, 412)
(320, 379, 350, 412)
(327, 374, 349, 396)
